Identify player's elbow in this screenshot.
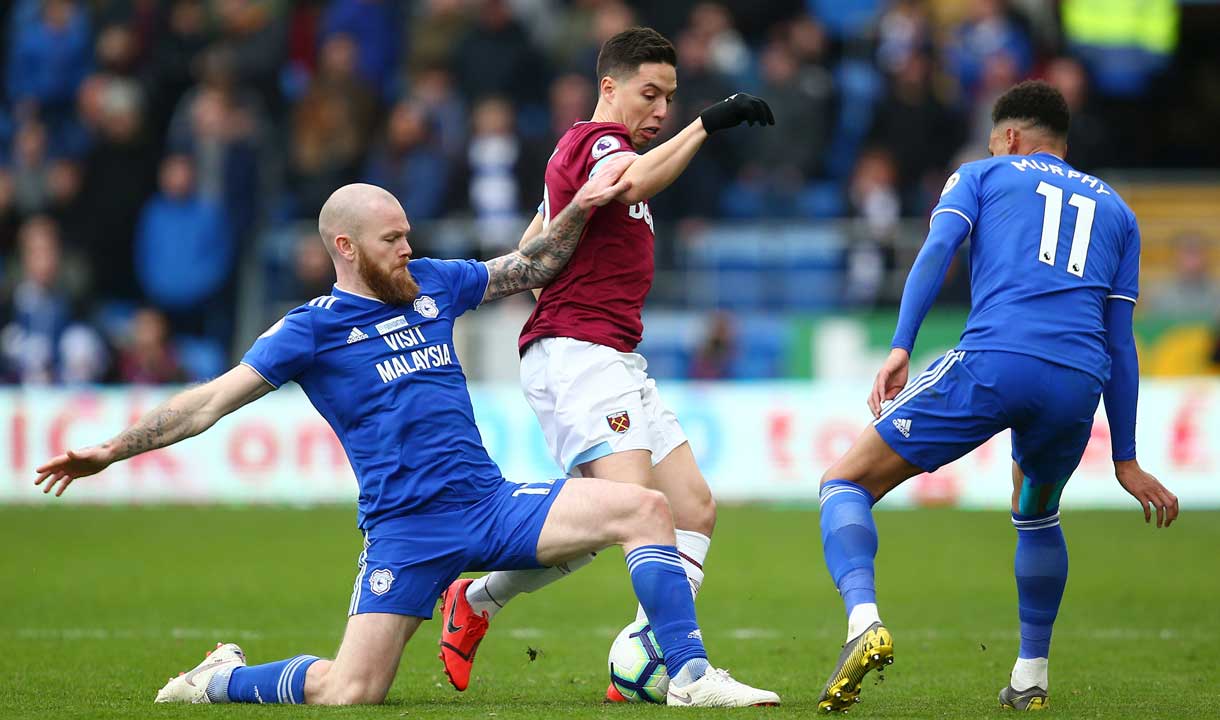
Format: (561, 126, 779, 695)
(615, 186, 648, 205)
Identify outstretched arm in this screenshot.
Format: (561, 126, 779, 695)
(482, 153, 635, 303)
(1103, 298, 1179, 527)
(868, 210, 971, 416)
(617, 92, 774, 204)
(34, 365, 273, 496)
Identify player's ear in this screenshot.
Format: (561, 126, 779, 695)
(335, 234, 356, 261)
(600, 74, 616, 102)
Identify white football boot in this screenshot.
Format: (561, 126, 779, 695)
(666, 667, 781, 707)
(154, 642, 246, 703)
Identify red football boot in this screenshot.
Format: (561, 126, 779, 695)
(438, 578, 489, 691)
(605, 683, 628, 702)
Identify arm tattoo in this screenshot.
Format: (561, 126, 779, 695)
(106, 394, 202, 462)
(483, 202, 590, 302)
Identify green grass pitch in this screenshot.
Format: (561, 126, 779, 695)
(2, 505, 1216, 719)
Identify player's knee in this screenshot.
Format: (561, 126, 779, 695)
(628, 487, 673, 536)
(333, 681, 387, 706)
(684, 490, 716, 535)
(313, 675, 387, 706)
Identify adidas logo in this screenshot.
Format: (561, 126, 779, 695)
(346, 327, 369, 344)
(892, 417, 911, 438)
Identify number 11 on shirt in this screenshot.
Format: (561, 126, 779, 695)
(1035, 180, 1096, 277)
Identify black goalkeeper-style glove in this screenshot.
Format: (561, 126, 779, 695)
(698, 92, 775, 134)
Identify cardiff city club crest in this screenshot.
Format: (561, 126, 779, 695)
(369, 568, 395, 596)
(606, 410, 631, 434)
(413, 295, 439, 318)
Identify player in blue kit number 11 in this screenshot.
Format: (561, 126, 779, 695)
(33, 153, 778, 708)
(813, 81, 1179, 714)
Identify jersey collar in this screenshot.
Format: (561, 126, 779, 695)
(332, 284, 385, 305)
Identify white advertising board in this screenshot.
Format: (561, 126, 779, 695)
(1, 381, 1215, 508)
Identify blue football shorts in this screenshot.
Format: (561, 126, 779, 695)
(348, 478, 566, 618)
(873, 349, 1103, 489)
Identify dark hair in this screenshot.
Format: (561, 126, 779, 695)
(991, 80, 1070, 138)
(596, 27, 677, 80)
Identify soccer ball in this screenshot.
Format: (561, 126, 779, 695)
(607, 620, 669, 703)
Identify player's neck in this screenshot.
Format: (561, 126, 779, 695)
(1022, 145, 1064, 160)
(334, 275, 382, 303)
(590, 101, 625, 126)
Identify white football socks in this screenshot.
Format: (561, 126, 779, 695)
(847, 603, 881, 642)
(636, 529, 710, 622)
(466, 553, 596, 619)
(1010, 657, 1049, 691)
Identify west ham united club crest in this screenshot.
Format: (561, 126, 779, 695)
(607, 410, 631, 434)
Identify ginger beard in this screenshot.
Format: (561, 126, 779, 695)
(353, 241, 419, 305)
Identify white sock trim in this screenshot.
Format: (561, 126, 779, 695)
(847, 603, 881, 642)
(1011, 657, 1049, 691)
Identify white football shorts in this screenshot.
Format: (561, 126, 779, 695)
(520, 337, 687, 476)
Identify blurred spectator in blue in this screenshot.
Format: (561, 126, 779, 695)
(289, 32, 377, 219)
(655, 29, 733, 219)
(168, 45, 263, 236)
(205, 0, 290, 110)
(805, 0, 882, 40)
(320, 0, 399, 98)
(6, 0, 92, 122)
(518, 72, 599, 220)
(143, 0, 214, 140)
(9, 120, 55, 216)
(1044, 56, 1107, 174)
(78, 77, 157, 301)
(135, 154, 234, 334)
(689, 311, 737, 380)
(451, 0, 549, 107)
(956, 50, 1020, 163)
(875, 0, 932, 75)
(94, 22, 142, 80)
(688, 3, 750, 81)
(724, 35, 832, 218)
(868, 48, 963, 214)
(116, 307, 187, 384)
(464, 96, 526, 253)
(0, 216, 75, 384)
(364, 100, 449, 222)
(844, 147, 900, 306)
(562, 0, 635, 76)
(406, 0, 472, 76)
(292, 231, 335, 302)
(408, 66, 467, 163)
(947, 0, 1032, 102)
(58, 323, 112, 385)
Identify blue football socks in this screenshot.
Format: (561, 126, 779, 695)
(819, 480, 879, 616)
(208, 655, 319, 704)
(1012, 511, 1068, 659)
(625, 544, 708, 682)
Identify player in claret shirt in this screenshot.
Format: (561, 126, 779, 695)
(439, 26, 776, 702)
(813, 81, 1179, 714)
(35, 158, 779, 708)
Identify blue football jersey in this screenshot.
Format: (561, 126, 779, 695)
(241, 258, 501, 529)
(933, 152, 1140, 382)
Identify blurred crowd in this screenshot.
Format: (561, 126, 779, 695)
(0, 0, 1215, 385)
